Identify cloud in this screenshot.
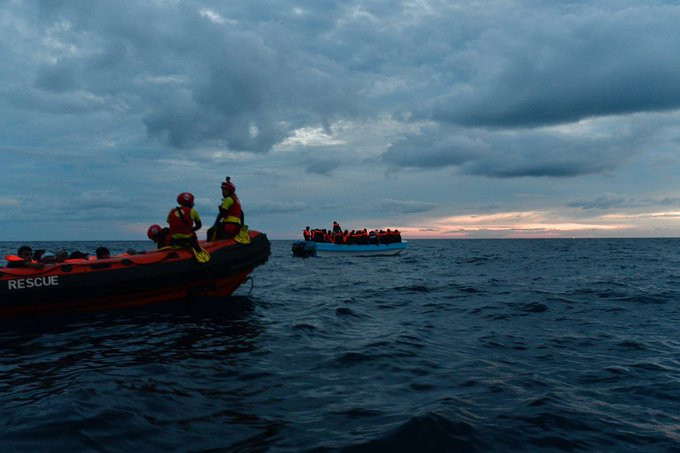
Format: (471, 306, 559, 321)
(569, 193, 680, 210)
(382, 122, 637, 177)
(568, 193, 635, 210)
(368, 198, 437, 214)
(427, 5, 680, 128)
(248, 200, 307, 214)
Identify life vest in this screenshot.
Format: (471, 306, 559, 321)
(221, 195, 243, 225)
(156, 227, 172, 248)
(168, 206, 195, 236)
(5, 255, 25, 268)
(333, 232, 344, 244)
(303, 229, 311, 241)
(311, 229, 324, 242)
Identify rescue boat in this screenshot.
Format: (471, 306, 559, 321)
(0, 231, 270, 317)
(291, 240, 408, 257)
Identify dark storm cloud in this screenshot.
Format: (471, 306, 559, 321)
(19, 0, 366, 153)
(428, 4, 680, 127)
(382, 124, 636, 178)
(368, 199, 437, 214)
(567, 193, 634, 209)
(248, 200, 307, 214)
(8, 1, 680, 158)
(568, 194, 680, 210)
(305, 160, 342, 175)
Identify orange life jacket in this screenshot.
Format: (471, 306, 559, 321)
(221, 195, 243, 224)
(168, 206, 195, 236)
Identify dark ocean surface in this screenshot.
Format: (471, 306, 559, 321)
(1, 238, 679, 451)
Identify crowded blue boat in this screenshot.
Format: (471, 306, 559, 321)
(292, 222, 408, 257)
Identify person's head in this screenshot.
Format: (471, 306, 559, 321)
(177, 192, 195, 208)
(40, 252, 56, 264)
(55, 250, 68, 263)
(17, 245, 32, 261)
(305, 226, 310, 231)
(96, 247, 110, 259)
(147, 224, 163, 241)
(69, 251, 89, 260)
(221, 176, 235, 196)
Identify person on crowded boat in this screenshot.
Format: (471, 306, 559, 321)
(32, 249, 46, 262)
(311, 228, 324, 242)
(360, 229, 370, 244)
(68, 250, 89, 260)
(96, 247, 111, 259)
(303, 226, 312, 241)
(349, 230, 362, 245)
(5, 245, 44, 269)
(332, 221, 342, 235)
(168, 192, 202, 251)
(333, 229, 344, 244)
(368, 230, 378, 244)
(215, 177, 243, 240)
(40, 252, 57, 265)
(147, 224, 172, 249)
(55, 250, 68, 263)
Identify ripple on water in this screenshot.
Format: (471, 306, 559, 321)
(341, 411, 486, 452)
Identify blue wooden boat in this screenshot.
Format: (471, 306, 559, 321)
(291, 240, 408, 257)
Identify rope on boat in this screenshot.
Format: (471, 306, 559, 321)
(245, 276, 254, 297)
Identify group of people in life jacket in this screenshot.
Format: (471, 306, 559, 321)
(303, 222, 402, 245)
(4, 245, 113, 269)
(146, 176, 244, 250)
(4, 177, 245, 268)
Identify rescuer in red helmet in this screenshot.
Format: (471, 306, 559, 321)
(167, 192, 202, 250)
(210, 177, 244, 241)
(147, 224, 171, 249)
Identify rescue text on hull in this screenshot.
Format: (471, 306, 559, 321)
(291, 240, 408, 257)
(0, 231, 271, 317)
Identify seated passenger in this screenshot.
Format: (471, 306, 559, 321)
(55, 250, 69, 263)
(40, 252, 57, 265)
(394, 229, 402, 243)
(311, 229, 324, 242)
(68, 251, 89, 260)
(5, 245, 44, 269)
(96, 247, 111, 259)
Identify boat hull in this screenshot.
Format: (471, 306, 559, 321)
(0, 232, 271, 317)
(292, 240, 408, 257)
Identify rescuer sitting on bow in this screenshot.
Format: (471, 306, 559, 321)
(167, 192, 202, 252)
(213, 177, 244, 240)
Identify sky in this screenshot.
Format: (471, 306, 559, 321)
(2, 0, 680, 240)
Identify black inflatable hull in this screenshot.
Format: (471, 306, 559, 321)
(0, 232, 271, 317)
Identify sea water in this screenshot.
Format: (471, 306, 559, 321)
(0, 239, 679, 451)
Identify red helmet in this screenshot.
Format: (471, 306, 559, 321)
(147, 224, 162, 239)
(177, 192, 195, 207)
(221, 177, 235, 193)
